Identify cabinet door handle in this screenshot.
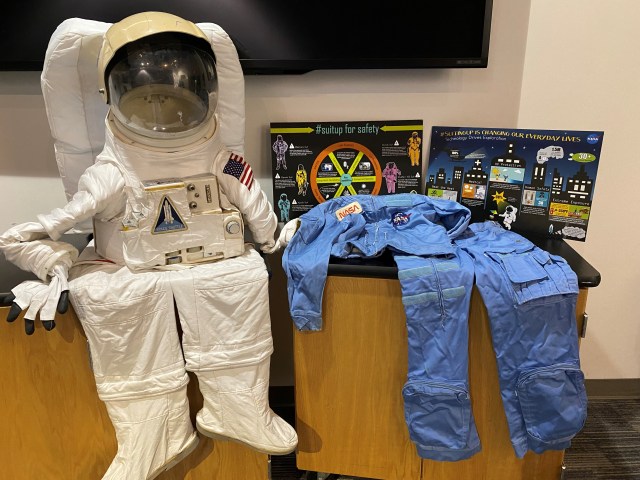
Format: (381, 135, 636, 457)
(581, 312, 589, 338)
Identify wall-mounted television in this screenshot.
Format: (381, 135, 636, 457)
(1, 0, 493, 74)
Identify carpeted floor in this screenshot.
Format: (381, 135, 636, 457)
(564, 398, 640, 479)
(271, 398, 640, 479)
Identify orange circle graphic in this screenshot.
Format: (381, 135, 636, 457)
(310, 141, 382, 204)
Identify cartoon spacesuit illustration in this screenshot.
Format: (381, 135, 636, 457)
(272, 134, 288, 170)
(407, 131, 421, 167)
(0, 12, 296, 479)
(383, 161, 402, 193)
(500, 205, 518, 230)
(296, 164, 308, 196)
(278, 193, 291, 222)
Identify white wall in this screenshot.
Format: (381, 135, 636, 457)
(0, 72, 66, 230)
(518, 0, 640, 379)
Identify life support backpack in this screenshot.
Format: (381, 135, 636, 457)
(40, 18, 246, 233)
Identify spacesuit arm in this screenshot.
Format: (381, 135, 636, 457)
(37, 162, 127, 241)
(0, 162, 124, 274)
(214, 151, 278, 251)
(0, 228, 78, 333)
(0, 162, 125, 333)
(1, 233, 78, 283)
(0, 222, 78, 332)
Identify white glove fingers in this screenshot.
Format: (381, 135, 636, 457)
(7, 275, 67, 333)
(11, 281, 43, 310)
(23, 287, 49, 322)
(40, 277, 62, 322)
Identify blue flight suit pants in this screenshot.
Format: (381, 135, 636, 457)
(394, 248, 480, 461)
(454, 221, 587, 457)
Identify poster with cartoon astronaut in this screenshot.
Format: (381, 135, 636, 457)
(425, 126, 604, 241)
(270, 120, 424, 220)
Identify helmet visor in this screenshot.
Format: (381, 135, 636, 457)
(107, 35, 217, 139)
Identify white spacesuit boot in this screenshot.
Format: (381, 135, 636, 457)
(195, 359, 298, 455)
(102, 387, 199, 480)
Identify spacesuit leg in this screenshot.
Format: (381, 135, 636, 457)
(68, 262, 198, 480)
(171, 244, 298, 455)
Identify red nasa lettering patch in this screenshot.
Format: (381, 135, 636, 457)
(335, 201, 363, 221)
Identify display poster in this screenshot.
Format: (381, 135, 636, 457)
(425, 126, 604, 241)
(270, 120, 424, 221)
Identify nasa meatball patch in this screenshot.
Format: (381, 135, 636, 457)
(392, 212, 411, 227)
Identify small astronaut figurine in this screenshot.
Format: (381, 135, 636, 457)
(0, 12, 296, 480)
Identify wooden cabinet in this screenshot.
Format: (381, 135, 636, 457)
(294, 275, 588, 480)
(0, 306, 267, 480)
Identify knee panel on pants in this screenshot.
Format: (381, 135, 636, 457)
(515, 363, 587, 451)
(402, 380, 473, 451)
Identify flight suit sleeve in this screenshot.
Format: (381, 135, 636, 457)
(281, 210, 332, 331)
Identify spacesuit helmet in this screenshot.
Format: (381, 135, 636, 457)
(98, 12, 218, 141)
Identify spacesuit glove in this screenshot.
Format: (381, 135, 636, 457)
(261, 219, 300, 254)
(6, 265, 70, 335)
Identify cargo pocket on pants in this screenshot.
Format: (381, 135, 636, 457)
(402, 381, 471, 449)
(516, 364, 587, 444)
(488, 250, 551, 304)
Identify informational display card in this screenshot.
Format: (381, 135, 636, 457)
(425, 126, 604, 241)
(270, 120, 424, 221)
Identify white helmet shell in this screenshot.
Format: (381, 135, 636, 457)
(98, 12, 218, 142)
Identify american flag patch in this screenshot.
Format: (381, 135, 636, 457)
(223, 153, 254, 189)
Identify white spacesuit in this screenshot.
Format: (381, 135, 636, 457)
(0, 12, 296, 480)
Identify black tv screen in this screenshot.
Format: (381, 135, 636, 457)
(1, 0, 492, 73)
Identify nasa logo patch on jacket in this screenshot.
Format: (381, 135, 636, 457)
(392, 212, 411, 227)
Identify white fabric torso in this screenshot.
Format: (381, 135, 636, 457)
(93, 120, 245, 268)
